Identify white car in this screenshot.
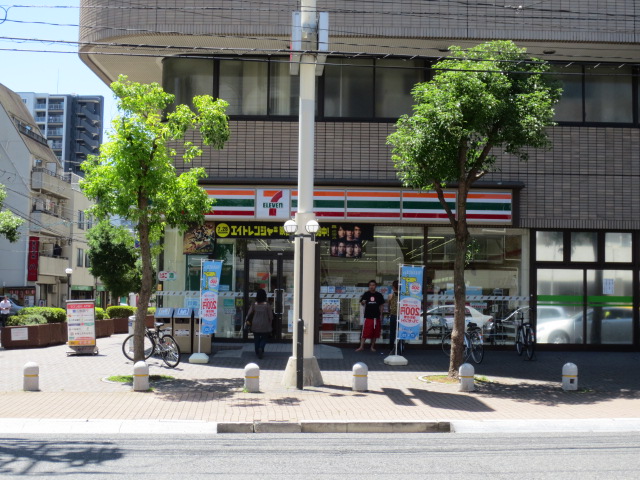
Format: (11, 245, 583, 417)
(426, 305, 493, 330)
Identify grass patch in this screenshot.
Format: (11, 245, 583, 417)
(419, 375, 459, 384)
(107, 374, 174, 383)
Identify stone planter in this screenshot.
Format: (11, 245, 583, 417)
(49, 322, 67, 345)
(112, 317, 129, 334)
(1, 324, 52, 349)
(95, 318, 114, 338)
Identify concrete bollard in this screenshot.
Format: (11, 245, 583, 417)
(352, 362, 368, 392)
(244, 363, 260, 393)
(562, 362, 578, 391)
(133, 361, 149, 391)
(459, 363, 475, 392)
(23, 362, 40, 391)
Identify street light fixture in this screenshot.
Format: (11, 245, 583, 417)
(65, 267, 73, 301)
(283, 218, 319, 389)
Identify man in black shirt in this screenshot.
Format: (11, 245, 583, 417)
(356, 280, 385, 352)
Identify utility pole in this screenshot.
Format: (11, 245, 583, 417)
(282, 0, 327, 387)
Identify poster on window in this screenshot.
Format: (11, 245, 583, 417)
(327, 224, 373, 258)
(322, 298, 340, 324)
(200, 260, 223, 335)
(397, 264, 424, 340)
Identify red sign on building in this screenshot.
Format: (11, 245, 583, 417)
(27, 236, 39, 281)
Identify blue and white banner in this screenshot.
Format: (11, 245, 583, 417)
(397, 264, 424, 341)
(200, 260, 223, 335)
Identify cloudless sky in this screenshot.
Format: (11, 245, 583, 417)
(0, 1, 116, 136)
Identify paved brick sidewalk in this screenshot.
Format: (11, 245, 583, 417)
(1, 334, 639, 423)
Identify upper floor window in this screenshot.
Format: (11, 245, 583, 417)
(78, 210, 85, 230)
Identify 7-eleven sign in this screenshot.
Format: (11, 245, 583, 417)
(257, 189, 291, 219)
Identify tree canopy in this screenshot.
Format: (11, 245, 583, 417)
(86, 220, 141, 300)
(387, 40, 561, 376)
(0, 184, 24, 242)
(81, 75, 230, 361)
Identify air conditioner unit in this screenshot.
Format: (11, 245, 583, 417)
(47, 284, 57, 294)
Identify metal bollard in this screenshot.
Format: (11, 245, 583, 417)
(562, 362, 578, 391)
(459, 363, 475, 392)
(23, 362, 40, 391)
(244, 363, 260, 393)
(133, 361, 149, 391)
(352, 362, 368, 392)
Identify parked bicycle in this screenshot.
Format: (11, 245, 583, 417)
(122, 322, 181, 368)
(515, 309, 535, 360)
(442, 322, 484, 364)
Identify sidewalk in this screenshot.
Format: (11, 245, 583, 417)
(1, 333, 639, 431)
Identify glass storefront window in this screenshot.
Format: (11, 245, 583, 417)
(318, 225, 423, 343)
(374, 59, 422, 118)
(536, 231, 563, 261)
(605, 232, 632, 263)
(586, 269, 633, 345)
(536, 269, 584, 344)
(571, 232, 597, 262)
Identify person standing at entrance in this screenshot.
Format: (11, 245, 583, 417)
(356, 280, 385, 352)
(245, 288, 273, 359)
(387, 280, 404, 354)
(0, 296, 11, 329)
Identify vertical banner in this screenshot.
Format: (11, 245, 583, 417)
(200, 260, 223, 335)
(27, 236, 39, 281)
(397, 264, 425, 340)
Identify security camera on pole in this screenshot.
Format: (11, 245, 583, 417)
(282, 0, 328, 388)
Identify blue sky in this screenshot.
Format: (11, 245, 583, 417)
(0, 1, 116, 135)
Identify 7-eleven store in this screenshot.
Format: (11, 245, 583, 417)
(159, 186, 526, 346)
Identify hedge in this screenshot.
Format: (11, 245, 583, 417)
(106, 306, 136, 318)
(95, 307, 107, 320)
(18, 307, 66, 323)
(7, 314, 48, 326)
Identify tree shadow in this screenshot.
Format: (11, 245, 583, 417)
(0, 439, 123, 476)
(152, 377, 244, 401)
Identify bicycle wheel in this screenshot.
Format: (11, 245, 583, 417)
(515, 327, 524, 356)
(159, 334, 181, 368)
(122, 333, 154, 361)
(469, 331, 484, 364)
(442, 332, 452, 356)
(524, 327, 535, 360)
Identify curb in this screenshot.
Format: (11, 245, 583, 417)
(217, 421, 451, 434)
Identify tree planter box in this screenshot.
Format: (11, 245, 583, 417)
(1, 324, 52, 349)
(112, 317, 129, 334)
(49, 322, 67, 345)
(95, 318, 114, 338)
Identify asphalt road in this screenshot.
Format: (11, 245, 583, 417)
(1, 432, 639, 479)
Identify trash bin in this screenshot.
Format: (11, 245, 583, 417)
(192, 308, 212, 354)
(172, 307, 193, 354)
(154, 308, 174, 334)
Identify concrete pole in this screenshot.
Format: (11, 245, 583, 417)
(283, 0, 323, 387)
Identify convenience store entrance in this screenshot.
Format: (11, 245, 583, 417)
(246, 251, 294, 341)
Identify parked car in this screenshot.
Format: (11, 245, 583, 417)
(535, 306, 576, 344)
(536, 306, 633, 344)
(426, 305, 493, 330)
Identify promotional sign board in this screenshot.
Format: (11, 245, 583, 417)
(200, 260, 223, 335)
(322, 298, 340, 324)
(66, 300, 97, 354)
(397, 265, 424, 341)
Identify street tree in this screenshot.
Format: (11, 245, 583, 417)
(86, 220, 141, 301)
(81, 75, 229, 361)
(387, 40, 561, 377)
(0, 184, 23, 242)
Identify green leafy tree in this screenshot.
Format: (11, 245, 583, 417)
(0, 184, 24, 242)
(387, 41, 561, 377)
(81, 75, 229, 361)
(86, 220, 141, 301)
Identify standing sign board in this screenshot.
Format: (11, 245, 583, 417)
(66, 300, 98, 355)
(397, 265, 425, 341)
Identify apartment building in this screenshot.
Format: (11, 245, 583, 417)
(18, 92, 104, 176)
(78, 1, 640, 349)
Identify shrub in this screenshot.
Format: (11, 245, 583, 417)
(106, 305, 136, 318)
(95, 307, 107, 320)
(18, 307, 66, 323)
(7, 314, 47, 326)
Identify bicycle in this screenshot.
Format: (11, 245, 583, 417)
(515, 310, 535, 360)
(122, 322, 181, 368)
(442, 322, 484, 364)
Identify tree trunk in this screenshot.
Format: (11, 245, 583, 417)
(133, 198, 153, 362)
(448, 184, 470, 378)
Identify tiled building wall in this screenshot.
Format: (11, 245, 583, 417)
(176, 122, 640, 230)
(80, 1, 639, 44)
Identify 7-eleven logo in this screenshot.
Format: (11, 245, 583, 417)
(257, 189, 290, 219)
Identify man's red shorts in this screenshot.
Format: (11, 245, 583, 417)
(362, 317, 381, 339)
